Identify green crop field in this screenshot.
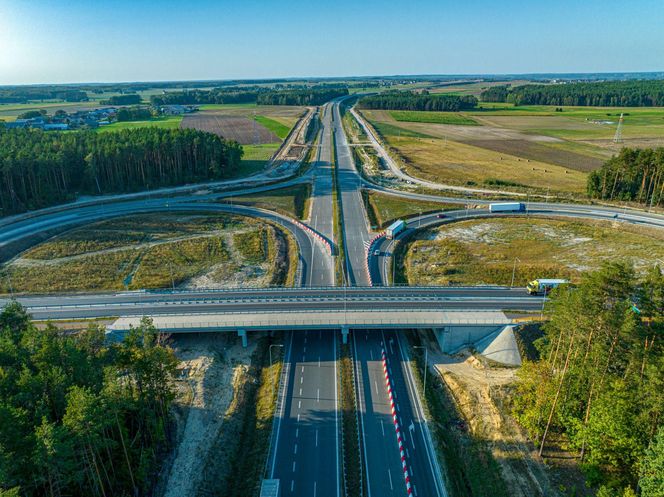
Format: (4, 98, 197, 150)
(254, 115, 291, 140)
(398, 218, 664, 286)
(390, 110, 478, 126)
(97, 115, 183, 132)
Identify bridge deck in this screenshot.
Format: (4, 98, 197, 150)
(108, 309, 511, 332)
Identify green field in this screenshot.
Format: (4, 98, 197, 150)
(254, 115, 290, 140)
(398, 218, 664, 286)
(97, 115, 183, 132)
(390, 110, 478, 126)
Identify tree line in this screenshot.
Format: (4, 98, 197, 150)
(480, 80, 664, 107)
(116, 106, 153, 122)
(587, 147, 664, 206)
(0, 127, 243, 216)
(256, 88, 349, 106)
(0, 88, 88, 104)
(357, 91, 478, 111)
(151, 89, 261, 106)
(513, 263, 663, 496)
(100, 94, 142, 106)
(0, 303, 179, 496)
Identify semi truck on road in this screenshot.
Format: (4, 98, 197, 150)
(489, 202, 525, 213)
(386, 219, 407, 239)
(527, 278, 568, 295)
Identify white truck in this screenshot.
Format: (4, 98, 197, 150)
(386, 219, 407, 239)
(489, 202, 525, 213)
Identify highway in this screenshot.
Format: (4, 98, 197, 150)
(353, 330, 446, 497)
(269, 330, 341, 497)
(332, 101, 373, 286)
(307, 105, 336, 286)
(3, 96, 664, 497)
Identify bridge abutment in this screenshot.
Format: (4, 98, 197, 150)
(341, 326, 349, 344)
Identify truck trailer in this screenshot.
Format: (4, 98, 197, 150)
(489, 202, 525, 213)
(385, 219, 407, 239)
(527, 279, 568, 295)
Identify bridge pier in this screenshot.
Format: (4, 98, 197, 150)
(341, 326, 349, 344)
(237, 329, 247, 348)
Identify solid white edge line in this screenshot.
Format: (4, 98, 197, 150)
(334, 331, 340, 497)
(269, 330, 294, 479)
(353, 330, 372, 497)
(396, 332, 448, 497)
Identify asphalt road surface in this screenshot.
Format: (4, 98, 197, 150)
(269, 330, 341, 497)
(307, 105, 336, 287)
(331, 101, 373, 286)
(353, 329, 446, 497)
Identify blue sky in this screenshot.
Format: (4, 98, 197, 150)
(1, 0, 663, 85)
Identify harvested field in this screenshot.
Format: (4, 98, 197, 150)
(462, 139, 604, 172)
(181, 113, 278, 144)
(388, 136, 587, 194)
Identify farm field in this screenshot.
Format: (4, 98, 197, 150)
(0, 213, 294, 293)
(361, 104, 664, 188)
(97, 115, 183, 132)
(397, 217, 664, 286)
(390, 110, 478, 126)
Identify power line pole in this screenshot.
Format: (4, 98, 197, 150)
(613, 113, 624, 144)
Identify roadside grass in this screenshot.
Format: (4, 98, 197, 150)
(407, 331, 510, 497)
(332, 130, 347, 285)
(254, 115, 290, 140)
(362, 190, 458, 229)
(398, 217, 664, 287)
(223, 183, 311, 220)
(339, 343, 364, 497)
(382, 135, 587, 194)
(131, 236, 231, 288)
(96, 115, 183, 132)
(390, 110, 478, 126)
(233, 228, 267, 264)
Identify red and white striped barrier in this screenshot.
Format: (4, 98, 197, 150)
(364, 232, 385, 286)
(381, 348, 413, 496)
(294, 220, 334, 256)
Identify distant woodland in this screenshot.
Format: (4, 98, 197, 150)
(0, 304, 178, 497)
(588, 147, 664, 206)
(0, 88, 88, 104)
(151, 89, 260, 106)
(481, 81, 664, 107)
(358, 91, 478, 111)
(0, 127, 243, 216)
(151, 87, 349, 106)
(100, 94, 142, 106)
(256, 88, 349, 106)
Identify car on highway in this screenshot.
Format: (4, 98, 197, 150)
(373, 249, 380, 256)
(436, 213, 446, 219)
